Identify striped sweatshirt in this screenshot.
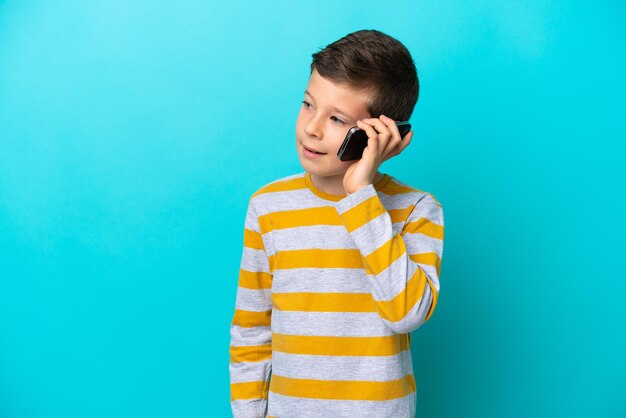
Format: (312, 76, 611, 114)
(229, 171, 444, 418)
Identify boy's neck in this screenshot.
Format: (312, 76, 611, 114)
(309, 171, 385, 196)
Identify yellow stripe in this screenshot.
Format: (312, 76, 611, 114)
(388, 205, 414, 223)
(408, 252, 439, 267)
(382, 181, 421, 196)
(272, 332, 409, 356)
(242, 228, 275, 273)
(424, 274, 438, 322)
(374, 266, 429, 323)
(272, 292, 376, 312)
(230, 380, 269, 401)
(231, 308, 271, 328)
(243, 228, 264, 250)
(363, 235, 406, 276)
(276, 248, 363, 269)
(402, 216, 444, 240)
(238, 269, 272, 289)
(255, 221, 441, 275)
(251, 177, 307, 198)
(408, 252, 442, 276)
(259, 206, 341, 231)
(271, 270, 436, 324)
(258, 205, 413, 233)
(230, 343, 272, 363)
(361, 231, 442, 278)
(269, 373, 415, 401)
(340, 194, 387, 233)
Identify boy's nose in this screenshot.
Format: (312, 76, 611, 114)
(304, 116, 324, 138)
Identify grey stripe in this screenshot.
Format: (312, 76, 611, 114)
(235, 287, 272, 311)
(402, 232, 444, 255)
(350, 211, 393, 256)
(240, 247, 270, 272)
(270, 310, 395, 337)
(229, 358, 272, 383)
(230, 324, 271, 346)
(271, 350, 413, 381)
(270, 225, 354, 251)
(271, 267, 370, 293)
(231, 399, 269, 418)
(268, 391, 415, 418)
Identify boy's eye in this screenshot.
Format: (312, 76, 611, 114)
(330, 116, 345, 125)
(302, 101, 345, 126)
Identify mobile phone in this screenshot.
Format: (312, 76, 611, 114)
(337, 120, 412, 161)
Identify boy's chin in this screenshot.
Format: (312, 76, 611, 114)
(301, 164, 347, 178)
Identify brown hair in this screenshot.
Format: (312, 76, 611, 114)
(310, 29, 419, 122)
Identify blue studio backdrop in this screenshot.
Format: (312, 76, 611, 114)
(1, 1, 624, 417)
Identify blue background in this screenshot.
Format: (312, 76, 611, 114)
(1, 1, 624, 417)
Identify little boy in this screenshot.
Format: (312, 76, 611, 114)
(229, 29, 444, 418)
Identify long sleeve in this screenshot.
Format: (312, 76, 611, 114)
(335, 184, 444, 334)
(229, 199, 273, 418)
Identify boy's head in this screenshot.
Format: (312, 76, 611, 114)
(296, 29, 419, 179)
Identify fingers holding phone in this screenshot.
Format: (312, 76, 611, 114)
(337, 117, 411, 161)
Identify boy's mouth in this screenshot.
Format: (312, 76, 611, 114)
(303, 144, 327, 155)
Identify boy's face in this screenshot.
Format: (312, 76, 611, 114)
(296, 69, 373, 178)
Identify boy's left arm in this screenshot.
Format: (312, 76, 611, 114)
(335, 185, 444, 334)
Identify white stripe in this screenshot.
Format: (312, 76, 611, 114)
(271, 350, 413, 381)
(229, 357, 272, 383)
(231, 399, 269, 418)
(234, 287, 272, 311)
(254, 188, 329, 215)
(271, 267, 369, 293)
(268, 391, 416, 418)
(271, 310, 395, 337)
(367, 254, 417, 302)
(351, 211, 394, 256)
(240, 247, 270, 272)
(230, 324, 271, 347)
(269, 225, 354, 251)
(402, 232, 444, 255)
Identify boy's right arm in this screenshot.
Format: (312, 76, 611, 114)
(229, 199, 273, 418)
